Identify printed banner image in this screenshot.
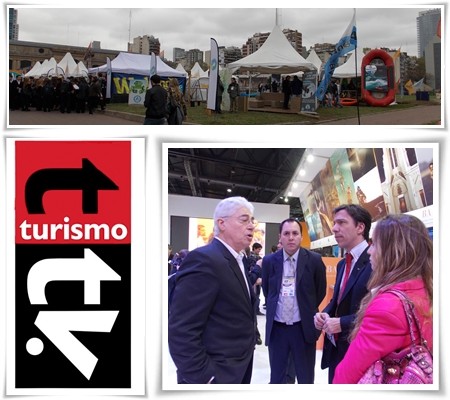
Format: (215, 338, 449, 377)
(6, 139, 145, 395)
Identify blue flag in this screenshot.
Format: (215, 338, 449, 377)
(316, 10, 357, 101)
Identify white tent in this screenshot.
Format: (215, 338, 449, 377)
(228, 25, 316, 74)
(306, 49, 323, 74)
(25, 57, 58, 77)
(176, 63, 188, 77)
(74, 60, 89, 77)
(57, 52, 78, 76)
(25, 54, 88, 77)
(333, 51, 364, 78)
(90, 52, 185, 78)
(413, 78, 433, 92)
(190, 62, 208, 78)
(25, 61, 42, 77)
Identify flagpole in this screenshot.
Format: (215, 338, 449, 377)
(354, 35, 361, 125)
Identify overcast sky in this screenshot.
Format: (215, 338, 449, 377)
(15, 4, 440, 60)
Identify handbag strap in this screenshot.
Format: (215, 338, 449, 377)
(385, 289, 431, 353)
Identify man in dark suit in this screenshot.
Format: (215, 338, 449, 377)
(262, 218, 326, 384)
(168, 197, 257, 384)
(314, 204, 372, 383)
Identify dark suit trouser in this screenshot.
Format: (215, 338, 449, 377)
(268, 321, 315, 384)
(327, 339, 347, 384)
(177, 355, 253, 384)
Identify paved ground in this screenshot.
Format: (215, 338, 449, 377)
(319, 105, 442, 125)
(8, 109, 142, 125)
(8, 104, 442, 126)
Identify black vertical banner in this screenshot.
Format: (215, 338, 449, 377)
(15, 245, 131, 388)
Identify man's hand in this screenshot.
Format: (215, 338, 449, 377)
(322, 317, 342, 335)
(314, 312, 329, 330)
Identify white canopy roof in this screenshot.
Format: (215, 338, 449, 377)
(333, 51, 363, 78)
(25, 53, 89, 77)
(74, 60, 89, 77)
(228, 25, 316, 74)
(306, 49, 323, 74)
(25, 57, 58, 77)
(90, 52, 185, 77)
(25, 61, 42, 77)
(175, 63, 188, 77)
(190, 62, 208, 78)
(58, 52, 78, 76)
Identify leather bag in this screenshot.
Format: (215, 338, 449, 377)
(358, 289, 433, 384)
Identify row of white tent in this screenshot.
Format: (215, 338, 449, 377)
(24, 25, 362, 83)
(25, 52, 89, 78)
(89, 24, 362, 81)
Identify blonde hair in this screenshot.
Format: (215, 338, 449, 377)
(349, 214, 433, 341)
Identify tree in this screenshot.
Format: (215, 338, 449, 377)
(405, 56, 426, 82)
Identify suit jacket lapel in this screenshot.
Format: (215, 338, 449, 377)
(275, 250, 284, 290)
(227, 252, 253, 303)
(296, 248, 307, 285)
(214, 239, 252, 304)
(341, 246, 371, 298)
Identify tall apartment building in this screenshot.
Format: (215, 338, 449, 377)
(242, 32, 270, 57)
(221, 46, 242, 66)
(9, 8, 19, 40)
(417, 9, 441, 57)
(186, 49, 203, 66)
(312, 43, 336, 63)
(241, 29, 302, 58)
(173, 47, 186, 63)
(129, 35, 161, 55)
(283, 29, 302, 54)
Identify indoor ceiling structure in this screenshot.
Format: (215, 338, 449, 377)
(167, 148, 306, 219)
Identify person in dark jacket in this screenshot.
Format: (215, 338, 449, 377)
(215, 77, 225, 114)
(169, 196, 257, 384)
(262, 218, 326, 384)
(291, 75, 303, 111)
(87, 76, 102, 114)
(144, 74, 168, 125)
(282, 76, 292, 110)
(314, 204, 372, 383)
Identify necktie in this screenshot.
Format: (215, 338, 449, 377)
(338, 252, 353, 304)
(281, 257, 296, 324)
(333, 253, 353, 343)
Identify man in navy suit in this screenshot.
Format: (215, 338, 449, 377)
(314, 204, 372, 383)
(262, 218, 326, 383)
(168, 197, 257, 384)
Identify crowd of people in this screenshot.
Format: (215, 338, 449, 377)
(168, 197, 433, 384)
(9, 73, 107, 115)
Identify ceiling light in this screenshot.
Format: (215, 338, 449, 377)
(299, 169, 306, 177)
(227, 188, 232, 193)
(284, 197, 288, 203)
(307, 154, 314, 163)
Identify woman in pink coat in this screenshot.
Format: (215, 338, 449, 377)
(333, 214, 433, 384)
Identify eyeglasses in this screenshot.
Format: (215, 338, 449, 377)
(221, 214, 257, 226)
(235, 214, 258, 226)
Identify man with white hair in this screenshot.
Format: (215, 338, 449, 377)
(169, 196, 258, 384)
